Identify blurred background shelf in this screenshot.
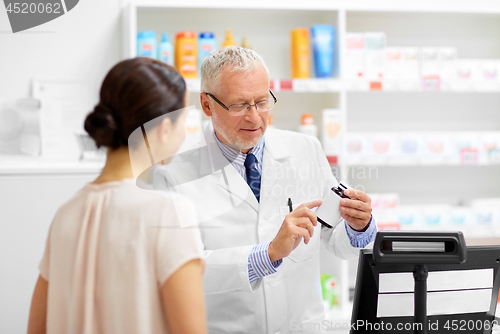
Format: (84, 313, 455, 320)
(0, 158, 104, 175)
(187, 78, 500, 93)
(2, 1, 500, 333)
(122, 1, 500, 327)
(131, 0, 500, 14)
(185, 78, 343, 93)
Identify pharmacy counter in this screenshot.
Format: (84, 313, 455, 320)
(0, 158, 102, 333)
(0, 157, 104, 176)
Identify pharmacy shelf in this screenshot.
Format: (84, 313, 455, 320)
(123, 1, 500, 319)
(123, 5, 341, 78)
(345, 80, 500, 93)
(344, 0, 500, 14)
(0, 158, 104, 175)
(131, 0, 500, 14)
(343, 160, 500, 167)
(346, 165, 500, 207)
(132, 0, 339, 11)
(186, 78, 342, 93)
(189, 78, 500, 94)
(273, 79, 342, 93)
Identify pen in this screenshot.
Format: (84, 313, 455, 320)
(289, 197, 332, 228)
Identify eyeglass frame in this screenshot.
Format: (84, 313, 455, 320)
(203, 90, 277, 115)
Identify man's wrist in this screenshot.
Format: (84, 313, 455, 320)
(268, 241, 279, 263)
(351, 218, 371, 232)
(249, 242, 282, 282)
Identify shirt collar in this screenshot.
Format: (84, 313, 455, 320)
(213, 130, 265, 165)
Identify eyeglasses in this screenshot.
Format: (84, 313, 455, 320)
(204, 90, 278, 116)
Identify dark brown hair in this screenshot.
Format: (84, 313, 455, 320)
(84, 57, 186, 149)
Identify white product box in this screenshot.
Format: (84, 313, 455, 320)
(384, 47, 420, 91)
(479, 132, 500, 165)
(421, 48, 440, 91)
(344, 33, 365, 83)
(449, 207, 474, 237)
(400, 48, 421, 91)
(421, 204, 452, 231)
(367, 132, 398, 165)
(384, 47, 403, 91)
(470, 198, 500, 236)
(438, 48, 458, 91)
(343, 132, 368, 165)
(370, 193, 400, 230)
(452, 132, 481, 165)
(398, 205, 425, 230)
(451, 59, 479, 91)
(420, 132, 454, 165)
(471, 207, 498, 237)
(364, 32, 386, 83)
(321, 109, 342, 158)
(393, 132, 425, 165)
(475, 60, 500, 92)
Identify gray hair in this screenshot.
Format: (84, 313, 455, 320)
(200, 46, 270, 94)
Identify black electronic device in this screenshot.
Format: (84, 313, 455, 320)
(351, 232, 500, 334)
(315, 182, 352, 229)
(332, 182, 351, 199)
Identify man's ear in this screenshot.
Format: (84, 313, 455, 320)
(200, 93, 212, 117)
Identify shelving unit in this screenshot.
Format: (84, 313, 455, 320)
(184, 78, 343, 93)
(343, 10, 500, 326)
(0, 157, 104, 175)
(123, 1, 500, 330)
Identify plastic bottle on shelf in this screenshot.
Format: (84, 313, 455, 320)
(175, 31, 198, 79)
(137, 30, 157, 59)
(322, 109, 342, 164)
(158, 32, 174, 66)
(320, 274, 340, 311)
(311, 25, 335, 78)
(241, 36, 252, 49)
(222, 29, 236, 48)
(364, 32, 386, 83)
(297, 113, 318, 137)
(290, 28, 310, 79)
(198, 32, 217, 73)
(267, 113, 276, 129)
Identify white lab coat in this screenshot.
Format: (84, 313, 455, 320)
(155, 122, 360, 334)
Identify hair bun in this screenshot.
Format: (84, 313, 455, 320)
(84, 103, 121, 148)
(94, 103, 113, 116)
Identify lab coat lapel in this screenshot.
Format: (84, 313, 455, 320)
(260, 129, 292, 207)
(203, 122, 259, 212)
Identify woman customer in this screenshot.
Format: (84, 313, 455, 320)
(27, 58, 206, 334)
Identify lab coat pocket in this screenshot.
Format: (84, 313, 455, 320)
(279, 205, 320, 262)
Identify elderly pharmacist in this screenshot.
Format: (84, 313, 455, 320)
(156, 46, 377, 334)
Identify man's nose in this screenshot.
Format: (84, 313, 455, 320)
(244, 105, 261, 122)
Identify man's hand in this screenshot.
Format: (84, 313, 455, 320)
(268, 200, 322, 263)
(340, 189, 372, 231)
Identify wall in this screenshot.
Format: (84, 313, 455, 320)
(0, 0, 123, 101)
(0, 1, 123, 332)
(0, 174, 99, 333)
